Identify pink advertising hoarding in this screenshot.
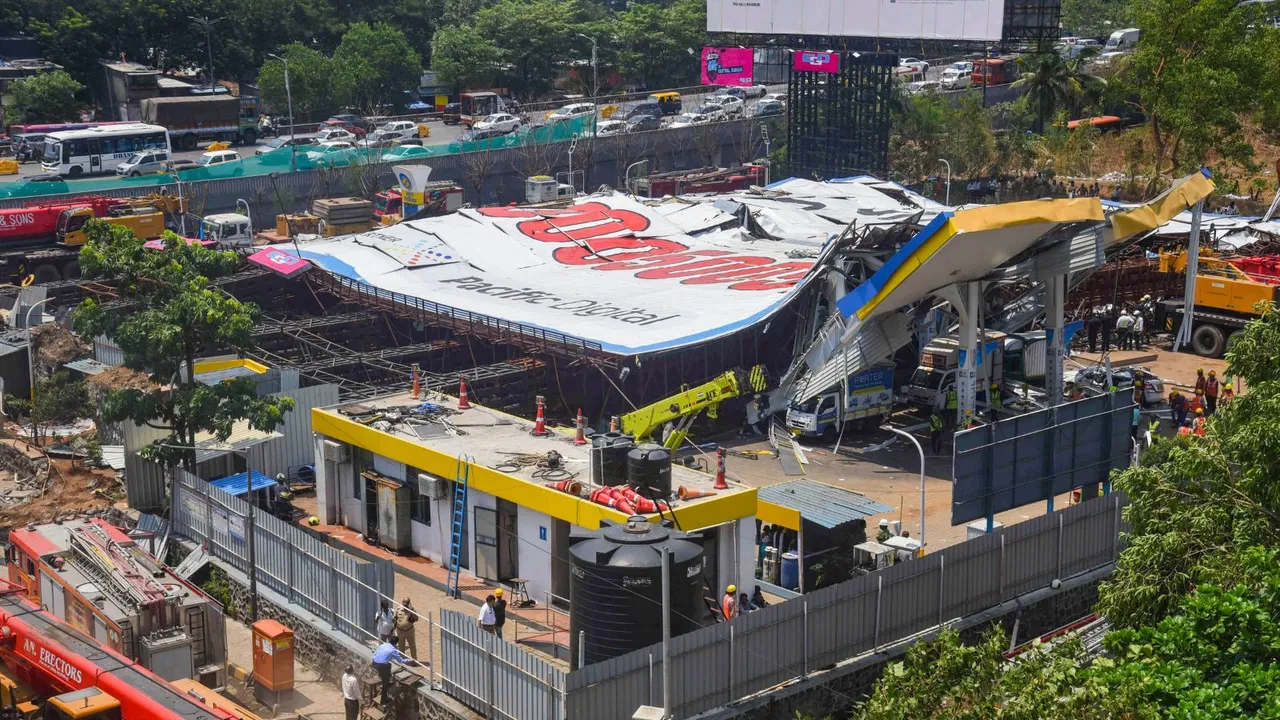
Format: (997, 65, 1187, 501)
(793, 51, 840, 74)
(700, 47, 754, 86)
(248, 247, 312, 278)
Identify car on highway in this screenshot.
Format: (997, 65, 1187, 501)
(255, 134, 321, 155)
(626, 115, 663, 132)
(900, 57, 930, 73)
(692, 104, 728, 122)
(457, 128, 510, 143)
(714, 87, 746, 100)
(381, 145, 433, 162)
(940, 68, 972, 90)
(594, 119, 628, 137)
(196, 150, 241, 167)
(950, 61, 975, 74)
(740, 84, 770, 97)
(474, 113, 522, 133)
(372, 120, 420, 143)
(761, 93, 787, 106)
(547, 103, 596, 123)
(304, 141, 358, 165)
(320, 118, 367, 138)
(670, 113, 711, 128)
(116, 149, 172, 177)
(703, 95, 744, 118)
(1071, 365, 1165, 406)
(315, 127, 358, 143)
(618, 102, 663, 121)
(751, 101, 784, 118)
(908, 80, 942, 95)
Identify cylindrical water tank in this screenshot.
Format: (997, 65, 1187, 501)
(626, 443, 672, 500)
(590, 433, 634, 487)
(781, 552, 799, 590)
(569, 517, 703, 668)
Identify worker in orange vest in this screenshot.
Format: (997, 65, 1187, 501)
(721, 584, 738, 620)
(1192, 407, 1207, 436)
(1223, 383, 1235, 402)
(1177, 422, 1193, 436)
(1190, 390, 1205, 416)
(1194, 368, 1207, 395)
(1204, 370, 1220, 415)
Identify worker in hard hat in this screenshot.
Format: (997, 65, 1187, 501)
(876, 518, 893, 543)
(943, 386, 958, 431)
(929, 410, 945, 454)
(989, 381, 1002, 420)
(1190, 389, 1205, 417)
(721, 585, 739, 620)
(1193, 407, 1207, 437)
(1204, 370, 1220, 416)
(1223, 383, 1235, 402)
(1168, 389, 1187, 428)
(1194, 368, 1207, 395)
(492, 588, 508, 639)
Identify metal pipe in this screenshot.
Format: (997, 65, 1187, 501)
(1174, 199, 1205, 352)
(246, 447, 258, 622)
(578, 630, 585, 670)
(428, 612, 435, 688)
(883, 426, 927, 548)
(662, 545, 672, 719)
(797, 524, 805, 593)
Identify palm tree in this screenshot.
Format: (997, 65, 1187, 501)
(1014, 47, 1106, 133)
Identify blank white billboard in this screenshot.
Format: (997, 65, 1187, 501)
(707, 0, 1007, 42)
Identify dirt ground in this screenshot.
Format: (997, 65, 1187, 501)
(0, 434, 121, 528)
(87, 365, 156, 393)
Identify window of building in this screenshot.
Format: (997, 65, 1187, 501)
(406, 466, 431, 525)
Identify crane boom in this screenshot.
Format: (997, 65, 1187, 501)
(620, 365, 767, 448)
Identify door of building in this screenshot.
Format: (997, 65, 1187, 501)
(497, 500, 519, 580)
(550, 519, 571, 607)
(474, 506, 499, 581)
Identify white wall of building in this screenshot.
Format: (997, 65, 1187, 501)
(517, 506, 553, 604)
(715, 516, 759, 602)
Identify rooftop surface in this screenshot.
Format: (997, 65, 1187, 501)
(313, 389, 757, 531)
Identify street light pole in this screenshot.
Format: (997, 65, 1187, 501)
(938, 158, 952, 205)
(267, 53, 296, 171)
(883, 426, 927, 548)
(577, 34, 599, 136)
(189, 16, 225, 88)
(24, 297, 54, 403)
(761, 124, 772, 187)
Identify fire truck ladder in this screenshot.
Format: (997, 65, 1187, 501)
(66, 524, 171, 615)
(446, 455, 473, 599)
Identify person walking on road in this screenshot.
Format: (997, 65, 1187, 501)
(477, 595, 497, 634)
(342, 665, 361, 720)
(1194, 368, 1207, 396)
(493, 588, 508, 639)
(371, 640, 410, 707)
(929, 411, 945, 454)
(1193, 407, 1207, 436)
(1132, 311, 1145, 349)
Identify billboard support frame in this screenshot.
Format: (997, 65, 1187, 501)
(785, 50, 894, 181)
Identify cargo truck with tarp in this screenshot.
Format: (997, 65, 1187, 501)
(141, 95, 260, 151)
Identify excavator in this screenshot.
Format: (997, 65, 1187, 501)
(619, 365, 769, 450)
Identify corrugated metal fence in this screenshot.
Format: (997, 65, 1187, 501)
(562, 493, 1125, 718)
(172, 468, 395, 645)
(437, 609, 567, 720)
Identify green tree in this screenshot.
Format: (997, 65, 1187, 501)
(332, 22, 423, 113)
(475, 0, 579, 98)
(889, 90, 995, 183)
(29, 370, 91, 444)
(7, 70, 83, 124)
(430, 25, 498, 92)
(258, 43, 335, 122)
(72, 224, 293, 470)
(24, 7, 105, 85)
(1012, 48, 1105, 132)
(612, 0, 707, 91)
(1127, 0, 1280, 182)
(1060, 0, 1133, 38)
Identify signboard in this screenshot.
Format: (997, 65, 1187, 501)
(793, 51, 840, 74)
(247, 247, 311, 277)
(708, 0, 1008, 42)
(288, 195, 823, 355)
(951, 394, 1134, 526)
(701, 47, 755, 86)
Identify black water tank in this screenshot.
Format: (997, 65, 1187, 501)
(626, 443, 672, 500)
(590, 433, 635, 487)
(569, 517, 703, 668)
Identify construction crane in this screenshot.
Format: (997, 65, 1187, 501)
(0, 583, 244, 720)
(619, 365, 768, 450)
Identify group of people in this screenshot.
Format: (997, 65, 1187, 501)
(351, 599, 421, 715)
(719, 584, 770, 620)
(1085, 297, 1156, 353)
(1168, 368, 1235, 437)
(924, 175, 1124, 205)
(476, 588, 509, 636)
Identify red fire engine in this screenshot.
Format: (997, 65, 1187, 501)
(631, 165, 764, 198)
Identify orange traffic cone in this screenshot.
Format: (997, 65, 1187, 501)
(713, 448, 728, 490)
(573, 409, 587, 445)
(678, 486, 718, 500)
(609, 415, 619, 432)
(410, 363, 420, 400)
(545, 479, 583, 495)
(532, 395, 550, 436)
(457, 376, 472, 409)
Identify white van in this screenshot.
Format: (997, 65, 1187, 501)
(116, 149, 171, 176)
(1105, 28, 1140, 52)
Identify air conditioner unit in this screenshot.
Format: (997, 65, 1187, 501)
(419, 473, 446, 499)
(322, 440, 349, 463)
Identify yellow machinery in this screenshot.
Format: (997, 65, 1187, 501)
(1158, 249, 1280, 357)
(58, 208, 165, 246)
(620, 366, 768, 450)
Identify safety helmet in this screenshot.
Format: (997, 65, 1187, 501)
(1196, 408, 1204, 415)
(1225, 383, 1233, 390)
(495, 588, 504, 597)
(727, 584, 737, 594)
(1197, 368, 1204, 374)
(308, 516, 319, 526)
(1142, 294, 1151, 301)
(1209, 370, 1216, 377)
(879, 518, 889, 528)
(1196, 389, 1203, 395)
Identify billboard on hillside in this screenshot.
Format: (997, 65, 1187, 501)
(707, 0, 1007, 42)
(700, 47, 755, 86)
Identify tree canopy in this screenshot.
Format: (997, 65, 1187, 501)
(6, 69, 83, 124)
(72, 223, 293, 469)
(332, 22, 423, 114)
(256, 43, 334, 121)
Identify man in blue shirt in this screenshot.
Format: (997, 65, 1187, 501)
(372, 640, 410, 706)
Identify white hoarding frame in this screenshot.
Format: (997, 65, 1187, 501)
(706, 0, 1007, 43)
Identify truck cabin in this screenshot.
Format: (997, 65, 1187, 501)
(199, 214, 252, 246)
(55, 207, 94, 245)
(45, 688, 122, 720)
(373, 190, 402, 216)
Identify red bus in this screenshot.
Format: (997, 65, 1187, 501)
(8, 121, 130, 135)
(971, 58, 1017, 86)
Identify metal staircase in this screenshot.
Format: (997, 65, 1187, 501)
(446, 455, 473, 599)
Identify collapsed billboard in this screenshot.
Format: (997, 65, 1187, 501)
(707, 0, 1007, 42)
(286, 195, 827, 356)
(701, 47, 755, 87)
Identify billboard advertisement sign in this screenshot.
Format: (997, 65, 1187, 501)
(793, 51, 840, 74)
(701, 47, 755, 86)
(708, 0, 1007, 42)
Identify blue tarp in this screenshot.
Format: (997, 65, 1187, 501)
(209, 470, 276, 496)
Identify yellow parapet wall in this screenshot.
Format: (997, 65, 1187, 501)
(312, 408, 757, 531)
(192, 358, 269, 375)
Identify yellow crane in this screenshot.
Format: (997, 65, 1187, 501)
(620, 365, 768, 450)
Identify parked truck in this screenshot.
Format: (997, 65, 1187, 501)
(786, 365, 896, 439)
(0, 195, 172, 283)
(903, 331, 1007, 408)
(141, 95, 260, 151)
(1154, 250, 1280, 357)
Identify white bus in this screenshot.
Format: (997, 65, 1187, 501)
(42, 123, 170, 177)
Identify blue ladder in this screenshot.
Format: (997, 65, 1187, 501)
(446, 455, 472, 599)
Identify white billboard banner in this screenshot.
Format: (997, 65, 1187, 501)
(288, 195, 827, 356)
(707, 0, 1007, 42)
